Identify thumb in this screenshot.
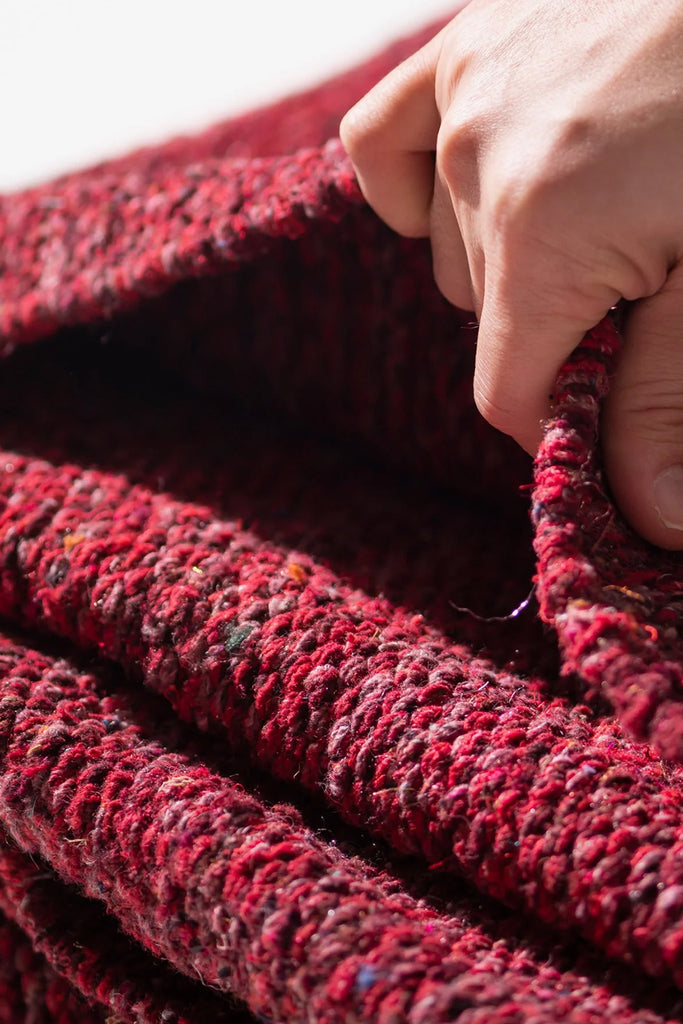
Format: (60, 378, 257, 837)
(604, 262, 683, 550)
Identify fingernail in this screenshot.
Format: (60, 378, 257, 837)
(654, 466, 683, 531)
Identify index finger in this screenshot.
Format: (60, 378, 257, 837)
(339, 29, 447, 237)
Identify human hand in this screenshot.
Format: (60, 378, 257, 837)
(340, 0, 683, 549)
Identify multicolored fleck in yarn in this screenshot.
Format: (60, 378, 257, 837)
(533, 318, 683, 761)
(1, 16, 683, 1024)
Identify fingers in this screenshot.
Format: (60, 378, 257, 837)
(341, 22, 478, 306)
(603, 263, 683, 549)
(473, 259, 618, 454)
(342, 7, 683, 562)
(340, 31, 445, 237)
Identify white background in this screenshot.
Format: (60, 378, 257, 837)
(0, 1, 455, 192)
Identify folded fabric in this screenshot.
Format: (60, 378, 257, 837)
(1, 16, 683, 1024)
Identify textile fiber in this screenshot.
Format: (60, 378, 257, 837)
(1, 19, 683, 1024)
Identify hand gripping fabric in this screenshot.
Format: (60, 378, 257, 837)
(1, 17, 683, 1024)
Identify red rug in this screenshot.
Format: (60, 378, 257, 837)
(1, 18, 683, 1024)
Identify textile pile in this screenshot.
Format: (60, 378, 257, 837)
(1, 18, 683, 1024)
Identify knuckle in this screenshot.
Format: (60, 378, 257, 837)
(484, 111, 609, 236)
(483, 128, 582, 241)
(339, 103, 375, 160)
(486, 162, 547, 240)
(341, 45, 437, 159)
(610, 253, 668, 303)
(436, 108, 480, 174)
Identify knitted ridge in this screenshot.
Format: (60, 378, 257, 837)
(0, 910, 105, 1024)
(0, 830, 244, 1024)
(0, 334, 681, 1006)
(0, 142, 360, 349)
(0, 13, 683, 1024)
(0, 139, 529, 498)
(0, 15, 527, 501)
(0, 630, 681, 1024)
(533, 319, 683, 760)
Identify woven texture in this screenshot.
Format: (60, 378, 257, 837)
(1, 16, 683, 1024)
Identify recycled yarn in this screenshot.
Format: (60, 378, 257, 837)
(1, 15, 683, 1024)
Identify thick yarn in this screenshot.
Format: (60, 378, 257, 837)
(0, 910, 106, 1024)
(534, 319, 683, 760)
(1, 16, 683, 1024)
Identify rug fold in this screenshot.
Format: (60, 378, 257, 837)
(0, 15, 682, 1024)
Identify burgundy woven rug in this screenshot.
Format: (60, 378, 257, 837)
(2, 19, 683, 1024)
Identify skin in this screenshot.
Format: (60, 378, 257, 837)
(340, 0, 683, 549)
